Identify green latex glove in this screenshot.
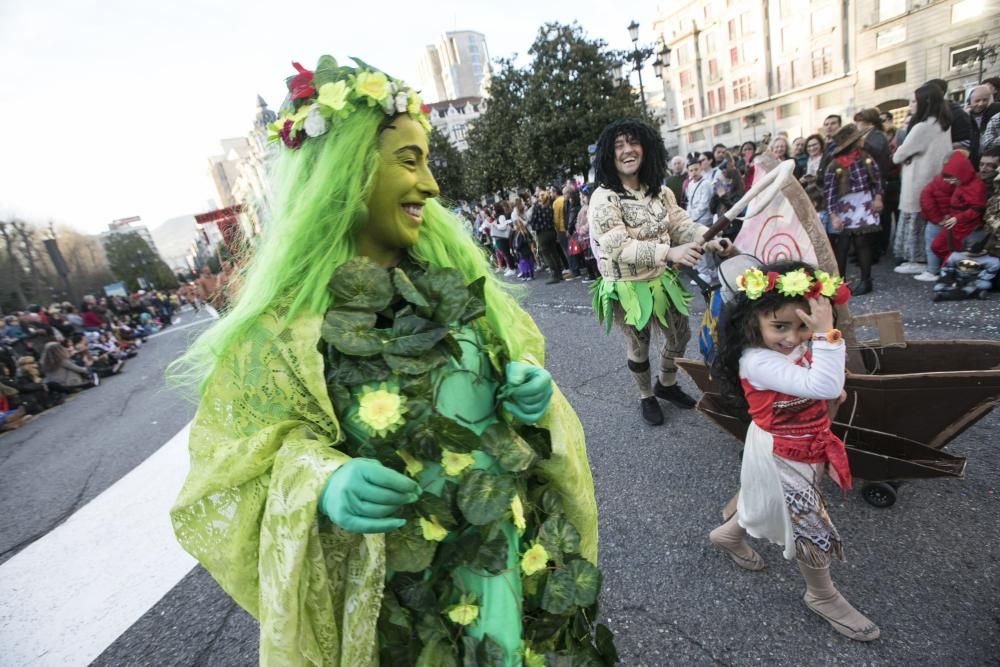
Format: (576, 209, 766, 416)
(319, 458, 420, 533)
(500, 361, 553, 424)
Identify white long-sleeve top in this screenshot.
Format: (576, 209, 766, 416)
(892, 118, 952, 213)
(684, 176, 714, 226)
(739, 340, 845, 401)
(491, 215, 512, 239)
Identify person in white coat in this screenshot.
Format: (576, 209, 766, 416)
(685, 157, 714, 226)
(892, 84, 954, 279)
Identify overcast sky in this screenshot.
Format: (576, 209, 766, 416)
(0, 0, 662, 236)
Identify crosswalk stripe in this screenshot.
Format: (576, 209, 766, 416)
(0, 424, 196, 666)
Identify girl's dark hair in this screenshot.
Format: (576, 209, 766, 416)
(908, 84, 952, 133)
(854, 108, 884, 131)
(723, 168, 745, 196)
(804, 133, 825, 152)
(594, 119, 667, 196)
(712, 260, 822, 412)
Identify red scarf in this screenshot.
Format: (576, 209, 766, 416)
(834, 149, 861, 169)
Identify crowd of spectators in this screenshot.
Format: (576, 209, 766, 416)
(0, 290, 183, 431)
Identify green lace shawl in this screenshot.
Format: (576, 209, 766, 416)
(170, 306, 597, 666)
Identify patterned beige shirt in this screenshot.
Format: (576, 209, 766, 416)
(589, 183, 708, 281)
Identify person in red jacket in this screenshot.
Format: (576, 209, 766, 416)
(921, 152, 988, 267)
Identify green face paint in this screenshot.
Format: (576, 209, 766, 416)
(357, 115, 440, 266)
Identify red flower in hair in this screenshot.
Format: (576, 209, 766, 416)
(289, 62, 316, 100)
(279, 119, 303, 149)
(420, 103, 430, 115)
(804, 280, 823, 300)
(765, 271, 778, 291)
(831, 283, 851, 305)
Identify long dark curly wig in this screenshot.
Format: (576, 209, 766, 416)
(712, 260, 832, 413)
(593, 119, 667, 197)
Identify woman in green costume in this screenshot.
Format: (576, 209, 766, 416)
(169, 57, 617, 666)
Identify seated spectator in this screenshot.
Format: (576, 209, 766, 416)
(41, 340, 97, 392)
(70, 333, 124, 378)
(13, 355, 62, 413)
(921, 152, 988, 269)
(933, 230, 999, 301)
(80, 302, 103, 330)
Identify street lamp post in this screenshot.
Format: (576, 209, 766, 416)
(621, 20, 655, 116)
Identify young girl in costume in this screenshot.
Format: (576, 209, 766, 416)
(169, 56, 615, 666)
(710, 260, 880, 642)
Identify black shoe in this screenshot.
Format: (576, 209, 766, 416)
(640, 396, 664, 425)
(654, 380, 697, 409)
(850, 279, 872, 296)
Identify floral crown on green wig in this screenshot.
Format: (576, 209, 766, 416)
(267, 56, 432, 150)
(736, 266, 850, 304)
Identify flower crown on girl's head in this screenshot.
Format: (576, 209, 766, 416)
(736, 267, 850, 305)
(267, 56, 432, 150)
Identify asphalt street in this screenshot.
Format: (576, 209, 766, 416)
(2, 258, 998, 666)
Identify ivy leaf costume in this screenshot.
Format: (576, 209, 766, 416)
(170, 257, 609, 666)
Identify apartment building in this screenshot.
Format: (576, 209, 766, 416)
(417, 31, 491, 103)
(652, 0, 999, 156)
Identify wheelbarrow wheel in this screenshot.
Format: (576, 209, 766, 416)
(861, 482, 897, 508)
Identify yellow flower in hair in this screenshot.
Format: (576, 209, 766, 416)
(776, 268, 812, 296)
(356, 70, 390, 104)
(407, 91, 422, 116)
(441, 449, 475, 476)
(418, 515, 448, 542)
(521, 543, 549, 575)
(317, 80, 349, 111)
(813, 270, 842, 298)
(739, 268, 768, 299)
(356, 383, 407, 437)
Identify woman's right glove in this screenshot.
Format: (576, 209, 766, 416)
(319, 458, 420, 533)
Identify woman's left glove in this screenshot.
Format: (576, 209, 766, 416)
(500, 361, 553, 424)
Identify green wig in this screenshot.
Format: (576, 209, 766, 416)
(171, 104, 538, 396)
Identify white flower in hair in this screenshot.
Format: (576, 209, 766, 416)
(303, 105, 328, 138)
(395, 91, 409, 114)
(381, 93, 396, 115)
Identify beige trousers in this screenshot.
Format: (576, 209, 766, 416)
(614, 302, 691, 398)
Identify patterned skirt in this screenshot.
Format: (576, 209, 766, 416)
(737, 422, 845, 567)
(830, 190, 880, 235)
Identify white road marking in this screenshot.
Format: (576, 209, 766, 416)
(0, 424, 196, 666)
(147, 317, 213, 338)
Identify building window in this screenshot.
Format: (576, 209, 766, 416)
(730, 46, 740, 66)
(708, 90, 717, 114)
(777, 101, 801, 119)
(876, 25, 906, 49)
(680, 70, 692, 88)
(811, 47, 833, 78)
(451, 124, 467, 142)
(728, 19, 737, 41)
(816, 90, 845, 109)
(878, 0, 906, 22)
(811, 5, 835, 32)
(777, 64, 792, 92)
(688, 129, 706, 143)
(683, 97, 697, 120)
(950, 42, 981, 69)
(740, 13, 756, 36)
(953, 0, 983, 23)
(732, 76, 754, 103)
(677, 43, 691, 66)
(718, 86, 727, 111)
(874, 62, 906, 89)
(705, 30, 717, 53)
(708, 58, 720, 81)
(714, 121, 732, 136)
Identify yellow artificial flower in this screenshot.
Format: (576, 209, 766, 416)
(356, 70, 390, 103)
(520, 543, 549, 576)
(511, 494, 526, 535)
(317, 80, 349, 111)
(446, 602, 479, 626)
(739, 267, 768, 300)
(523, 646, 546, 667)
(356, 383, 407, 437)
(776, 268, 812, 297)
(418, 515, 448, 542)
(441, 449, 475, 476)
(813, 270, 841, 298)
(406, 91, 422, 116)
(396, 449, 424, 477)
